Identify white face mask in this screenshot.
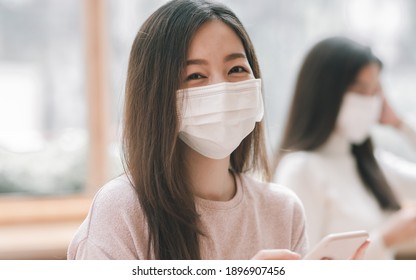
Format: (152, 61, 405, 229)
(336, 92, 382, 144)
(177, 78, 264, 159)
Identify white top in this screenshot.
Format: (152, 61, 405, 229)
(68, 173, 308, 259)
(274, 122, 416, 259)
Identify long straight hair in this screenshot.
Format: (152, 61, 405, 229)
(122, 0, 270, 259)
(274, 37, 400, 211)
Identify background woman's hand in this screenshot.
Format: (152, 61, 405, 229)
(382, 207, 416, 247)
(251, 249, 301, 260)
(379, 94, 403, 128)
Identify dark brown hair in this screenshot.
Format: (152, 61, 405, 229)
(122, 0, 269, 259)
(274, 37, 400, 211)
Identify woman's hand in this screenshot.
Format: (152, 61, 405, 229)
(379, 94, 403, 128)
(382, 207, 416, 247)
(349, 240, 370, 260)
(251, 249, 301, 260)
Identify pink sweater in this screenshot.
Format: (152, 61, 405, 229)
(67, 173, 308, 259)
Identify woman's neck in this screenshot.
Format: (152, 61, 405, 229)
(182, 143, 236, 201)
(318, 130, 351, 156)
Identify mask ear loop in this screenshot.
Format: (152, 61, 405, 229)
(176, 88, 189, 132)
(256, 85, 265, 122)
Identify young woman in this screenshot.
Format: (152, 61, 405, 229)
(273, 37, 416, 259)
(67, 0, 308, 260)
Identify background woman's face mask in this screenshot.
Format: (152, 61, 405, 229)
(177, 79, 263, 159)
(336, 92, 382, 144)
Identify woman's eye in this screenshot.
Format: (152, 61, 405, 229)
(229, 66, 247, 74)
(186, 73, 204, 80)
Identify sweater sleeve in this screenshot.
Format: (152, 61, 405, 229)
(376, 118, 416, 201)
(377, 150, 416, 201)
(399, 117, 416, 146)
(290, 194, 309, 257)
(67, 178, 144, 260)
(364, 228, 395, 260)
(274, 153, 328, 249)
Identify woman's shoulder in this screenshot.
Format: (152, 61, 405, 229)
(68, 175, 144, 259)
(238, 173, 307, 253)
(97, 174, 137, 199)
(91, 174, 139, 210)
(239, 173, 303, 209)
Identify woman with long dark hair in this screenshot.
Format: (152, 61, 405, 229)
(67, 0, 308, 260)
(273, 37, 416, 259)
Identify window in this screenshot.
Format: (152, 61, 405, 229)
(0, 0, 87, 195)
(0, 0, 113, 259)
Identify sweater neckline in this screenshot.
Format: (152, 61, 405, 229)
(194, 172, 244, 210)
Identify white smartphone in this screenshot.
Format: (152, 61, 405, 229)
(303, 230, 369, 260)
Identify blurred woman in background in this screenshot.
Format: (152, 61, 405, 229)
(273, 37, 416, 259)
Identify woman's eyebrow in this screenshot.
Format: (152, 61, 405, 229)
(186, 53, 246, 65)
(224, 52, 246, 62)
(186, 59, 208, 65)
